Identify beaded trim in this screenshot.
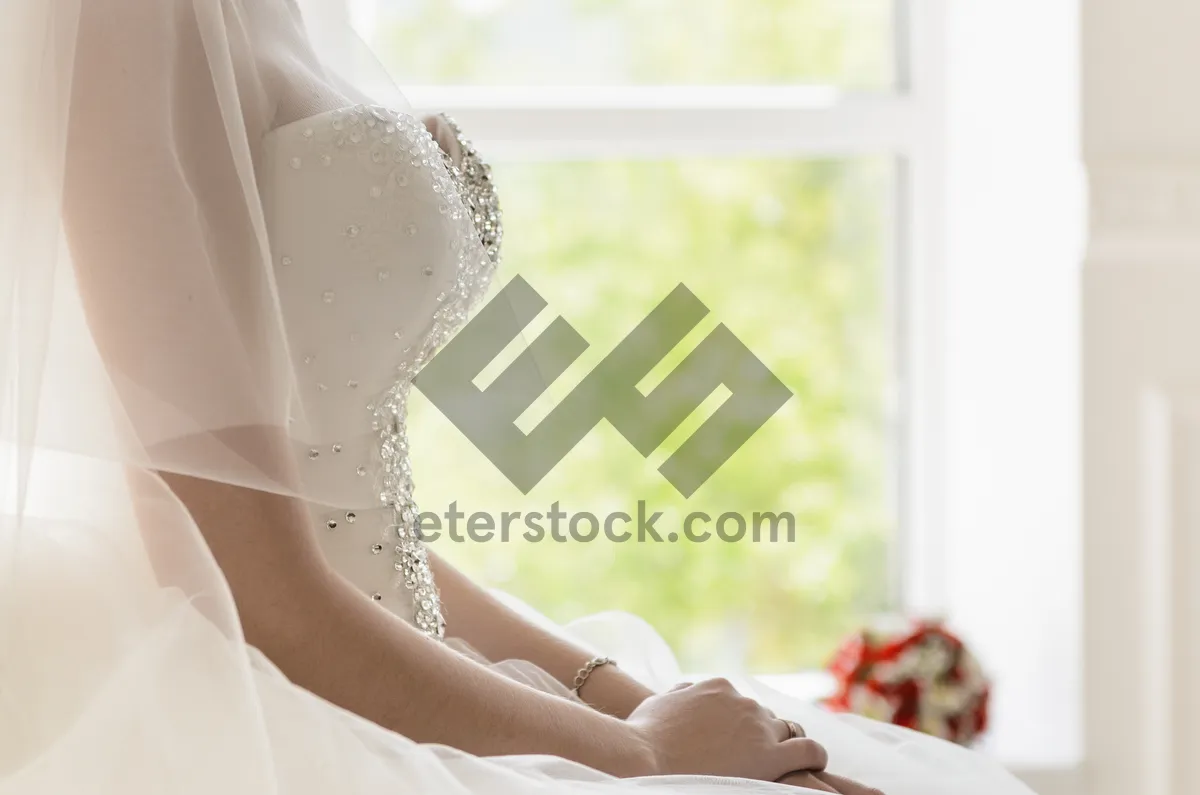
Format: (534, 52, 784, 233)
(436, 114, 503, 268)
(374, 389, 444, 638)
(294, 103, 501, 640)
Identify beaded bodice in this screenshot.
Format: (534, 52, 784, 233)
(261, 105, 500, 638)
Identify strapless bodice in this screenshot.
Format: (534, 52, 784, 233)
(260, 104, 499, 637)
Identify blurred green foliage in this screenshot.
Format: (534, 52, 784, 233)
(374, 0, 897, 673)
(374, 0, 894, 89)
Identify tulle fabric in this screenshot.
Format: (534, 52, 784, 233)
(0, 1, 1035, 793)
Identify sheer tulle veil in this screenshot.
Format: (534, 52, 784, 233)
(0, 1, 569, 791)
(0, 0, 367, 778)
(0, 3, 674, 793)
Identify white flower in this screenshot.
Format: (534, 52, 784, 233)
(918, 712, 951, 740)
(926, 683, 970, 714)
(889, 645, 924, 680)
(848, 686, 896, 722)
(872, 660, 906, 685)
(957, 652, 987, 690)
(913, 638, 954, 681)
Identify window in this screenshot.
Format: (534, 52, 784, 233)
(353, 0, 943, 675)
(361, 0, 895, 89)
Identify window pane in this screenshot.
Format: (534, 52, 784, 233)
(409, 156, 897, 673)
(365, 0, 897, 90)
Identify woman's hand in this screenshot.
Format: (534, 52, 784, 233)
(778, 772, 840, 792)
(626, 679, 827, 780)
(777, 771, 885, 794)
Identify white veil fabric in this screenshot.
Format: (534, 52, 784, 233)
(0, 2, 1038, 794)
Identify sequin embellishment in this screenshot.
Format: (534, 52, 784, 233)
(436, 115, 504, 268)
(283, 104, 500, 640)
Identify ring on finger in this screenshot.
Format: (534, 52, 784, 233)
(781, 718, 804, 739)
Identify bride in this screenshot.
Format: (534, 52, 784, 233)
(0, 1, 1034, 793)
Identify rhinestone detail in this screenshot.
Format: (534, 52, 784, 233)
(437, 114, 503, 268)
(372, 383, 444, 639)
(280, 104, 500, 640)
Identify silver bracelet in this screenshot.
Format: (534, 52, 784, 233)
(570, 656, 615, 696)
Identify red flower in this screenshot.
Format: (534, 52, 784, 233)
(823, 619, 990, 746)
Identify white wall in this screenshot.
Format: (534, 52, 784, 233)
(939, 0, 1083, 777)
(1083, 1, 1200, 794)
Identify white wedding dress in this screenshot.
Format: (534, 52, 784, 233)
(0, 1, 1036, 793)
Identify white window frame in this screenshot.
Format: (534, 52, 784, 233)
(347, 0, 953, 624)
(340, 3, 1089, 790)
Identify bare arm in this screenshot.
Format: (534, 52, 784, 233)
(162, 470, 655, 776)
(161, 473, 828, 785)
(431, 551, 655, 718)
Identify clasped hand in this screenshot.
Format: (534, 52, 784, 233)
(626, 679, 883, 794)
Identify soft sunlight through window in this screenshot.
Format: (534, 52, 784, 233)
(355, 0, 914, 674)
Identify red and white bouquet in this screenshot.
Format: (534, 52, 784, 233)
(823, 619, 990, 746)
